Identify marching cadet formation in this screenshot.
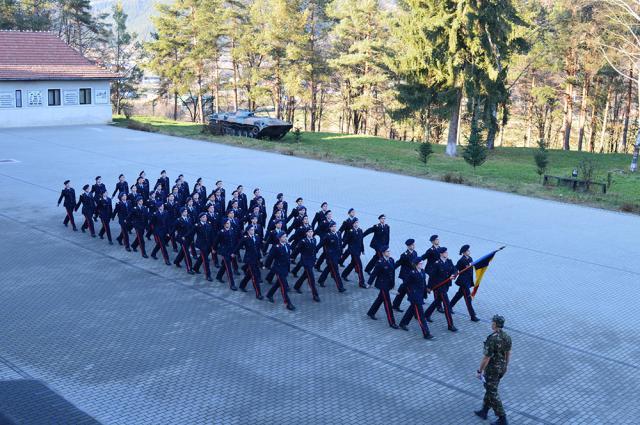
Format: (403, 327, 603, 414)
(58, 171, 511, 425)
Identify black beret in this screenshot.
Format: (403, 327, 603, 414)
(330, 222, 337, 227)
(429, 234, 439, 242)
(326, 210, 332, 214)
(186, 196, 192, 202)
(207, 203, 215, 209)
(216, 180, 222, 185)
(198, 212, 207, 219)
(95, 176, 101, 180)
(321, 201, 328, 207)
(139, 171, 144, 176)
(380, 245, 389, 252)
(237, 185, 243, 189)
(135, 196, 143, 202)
(296, 197, 303, 202)
(348, 208, 355, 214)
(277, 193, 283, 198)
(438, 247, 447, 254)
(161, 170, 166, 174)
(179, 207, 187, 214)
(178, 174, 184, 178)
(82, 184, 90, 190)
(118, 174, 124, 178)
(120, 193, 127, 199)
(63, 180, 70, 185)
(459, 244, 470, 255)
(412, 257, 423, 265)
(197, 177, 202, 183)
(405, 238, 415, 246)
(253, 188, 260, 194)
(378, 214, 385, 219)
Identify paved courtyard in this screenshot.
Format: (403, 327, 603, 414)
(0, 124, 638, 424)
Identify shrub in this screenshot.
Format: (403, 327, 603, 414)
(417, 141, 434, 165)
(463, 121, 488, 169)
(293, 128, 302, 143)
(126, 120, 158, 133)
(534, 138, 549, 176)
(442, 172, 465, 184)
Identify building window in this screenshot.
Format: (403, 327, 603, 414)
(15, 90, 22, 108)
(79, 88, 92, 105)
(48, 89, 61, 106)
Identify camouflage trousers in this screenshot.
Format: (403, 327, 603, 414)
(483, 369, 505, 417)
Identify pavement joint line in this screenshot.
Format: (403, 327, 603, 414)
(1, 130, 639, 278)
(0, 210, 555, 425)
(0, 352, 33, 380)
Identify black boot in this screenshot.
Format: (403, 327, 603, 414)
(474, 405, 489, 420)
(490, 416, 508, 425)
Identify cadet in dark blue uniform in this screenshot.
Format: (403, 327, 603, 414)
(317, 222, 345, 292)
(292, 228, 320, 302)
(213, 219, 237, 289)
(129, 196, 149, 258)
(313, 210, 335, 271)
(235, 226, 263, 299)
(366, 246, 398, 328)
(450, 244, 479, 322)
(311, 202, 328, 230)
(112, 193, 132, 251)
(425, 247, 457, 332)
(215, 180, 225, 205)
(192, 178, 206, 205)
(391, 239, 418, 312)
(112, 174, 129, 198)
(138, 171, 150, 200)
(76, 184, 96, 237)
(173, 207, 195, 274)
(274, 193, 288, 218)
(237, 185, 248, 213)
(286, 197, 305, 224)
(423, 234, 443, 313)
(57, 180, 77, 231)
(341, 219, 366, 287)
(127, 184, 139, 205)
(154, 170, 170, 196)
(176, 174, 189, 200)
(363, 214, 390, 274)
(150, 202, 172, 265)
(193, 212, 214, 282)
(165, 193, 180, 252)
(287, 207, 307, 237)
(289, 214, 310, 254)
(90, 176, 107, 201)
(264, 233, 295, 311)
(338, 208, 357, 265)
(96, 192, 113, 244)
(263, 220, 284, 255)
(398, 258, 434, 339)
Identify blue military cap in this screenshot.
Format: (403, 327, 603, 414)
(160, 170, 166, 174)
(429, 234, 439, 242)
(405, 238, 415, 246)
(95, 176, 101, 180)
(246, 225, 255, 231)
(155, 201, 164, 207)
(380, 245, 389, 252)
(118, 174, 124, 178)
(459, 244, 470, 255)
(275, 220, 284, 225)
(296, 197, 303, 202)
(412, 257, 423, 265)
(438, 247, 447, 254)
(348, 208, 355, 214)
(179, 207, 187, 214)
(198, 212, 207, 219)
(63, 180, 70, 185)
(378, 214, 385, 219)
(135, 196, 143, 202)
(82, 184, 90, 190)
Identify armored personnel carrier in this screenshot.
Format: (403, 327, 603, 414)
(208, 110, 293, 140)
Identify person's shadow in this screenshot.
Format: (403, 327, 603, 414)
(0, 379, 100, 424)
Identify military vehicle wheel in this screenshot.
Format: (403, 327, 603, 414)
(249, 126, 260, 138)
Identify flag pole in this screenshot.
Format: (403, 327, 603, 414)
(428, 246, 505, 293)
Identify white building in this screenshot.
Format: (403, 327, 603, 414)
(0, 31, 116, 128)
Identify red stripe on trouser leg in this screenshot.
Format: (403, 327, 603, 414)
(248, 266, 259, 296)
(200, 252, 210, 276)
(135, 231, 144, 254)
(181, 243, 192, 271)
(329, 262, 340, 289)
(276, 275, 288, 305)
(441, 293, 453, 327)
(382, 290, 394, 325)
(415, 305, 427, 335)
(222, 258, 233, 283)
(463, 288, 473, 312)
(354, 256, 364, 283)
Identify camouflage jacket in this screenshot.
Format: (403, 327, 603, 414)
(483, 330, 512, 374)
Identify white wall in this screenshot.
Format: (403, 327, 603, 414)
(0, 80, 113, 128)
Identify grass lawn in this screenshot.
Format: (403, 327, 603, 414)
(112, 116, 640, 214)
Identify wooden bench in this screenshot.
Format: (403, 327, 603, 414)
(543, 175, 607, 194)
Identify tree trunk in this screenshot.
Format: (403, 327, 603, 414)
(232, 52, 239, 111)
(173, 91, 178, 121)
(213, 58, 220, 114)
(561, 80, 574, 150)
(577, 76, 590, 152)
(599, 83, 612, 153)
(446, 90, 462, 156)
(622, 67, 633, 152)
(526, 75, 535, 147)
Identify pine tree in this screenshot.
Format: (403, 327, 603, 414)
(463, 121, 488, 169)
(534, 138, 549, 177)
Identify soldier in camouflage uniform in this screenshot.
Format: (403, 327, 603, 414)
(475, 315, 512, 425)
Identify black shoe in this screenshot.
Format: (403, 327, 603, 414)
(216, 278, 224, 284)
(267, 296, 274, 303)
(490, 416, 508, 425)
(448, 326, 458, 332)
(99, 235, 104, 240)
(358, 284, 367, 289)
(132, 248, 137, 252)
(471, 316, 480, 322)
(426, 317, 434, 323)
(142, 254, 148, 258)
(423, 333, 434, 340)
(206, 276, 213, 282)
(399, 325, 409, 331)
(91, 234, 96, 238)
(286, 304, 296, 311)
(342, 276, 350, 282)
(81, 227, 86, 233)
(73, 228, 78, 231)
(313, 295, 320, 302)
(174, 262, 181, 268)
(239, 287, 248, 292)
(292, 273, 297, 277)
(367, 313, 377, 321)
(338, 287, 346, 293)
(108, 241, 113, 245)
(125, 247, 131, 252)
(256, 295, 264, 300)
(187, 270, 195, 275)
(234, 271, 241, 276)
(230, 285, 238, 291)
(117, 238, 123, 245)
(314, 266, 321, 272)
(390, 324, 399, 329)
(151, 255, 158, 260)
(165, 261, 171, 266)
(474, 407, 489, 420)
(194, 269, 201, 274)
(318, 281, 325, 287)
(393, 306, 404, 313)
(294, 288, 302, 294)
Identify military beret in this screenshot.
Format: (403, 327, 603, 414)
(130, 184, 136, 189)
(296, 197, 303, 202)
(352, 218, 359, 222)
(216, 180, 222, 185)
(378, 214, 385, 219)
(196, 178, 202, 183)
(429, 234, 439, 242)
(246, 225, 254, 231)
(306, 227, 314, 232)
(330, 222, 337, 227)
(321, 201, 328, 207)
(198, 212, 207, 219)
(237, 185, 243, 189)
(120, 193, 128, 199)
(179, 207, 187, 214)
(326, 210, 332, 214)
(178, 174, 184, 178)
(156, 201, 164, 207)
(275, 220, 283, 225)
(438, 247, 447, 254)
(412, 257, 423, 265)
(161, 170, 166, 174)
(139, 171, 144, 176)
(118, 174, 124, 178)
(175, 178, 180, 183)
(253, 188, 260, 194)
(277, 193, 283, 198)
(186, 196, 192, 202)
(64, 180, 70, 185)
(207, 204, 215, 210)
(250, 214, 258, 220)
(82, 184, 90, 190)
(348, 208, 355, 214)
(492, 315, 505, 328)
(459, 244, 470, 255)
(95, 176, 101, 180)
(405, 238, 415, 246)
(222, 218, 231, 224)
(135, 196, 143, 202)
(380, 245, 389, 252)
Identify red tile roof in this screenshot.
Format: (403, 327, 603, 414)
(0, 31, 117, 81)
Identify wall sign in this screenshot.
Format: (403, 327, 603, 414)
(0, 92, 13, 108)
(28, 90, 43, 106)
(64, 90, 79, 105)
(95, 89, 108, 104)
